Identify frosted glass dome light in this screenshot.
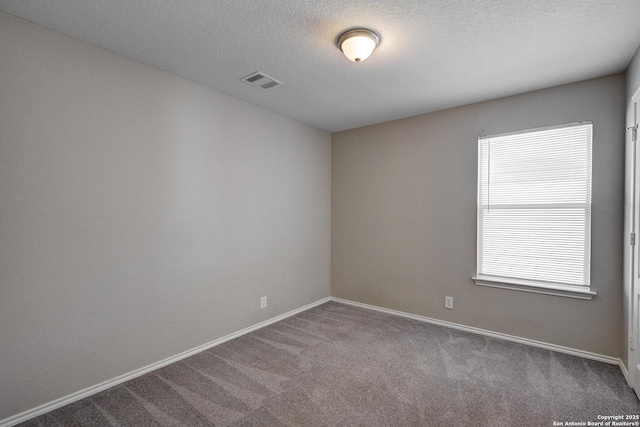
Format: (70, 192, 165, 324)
(336, 28, 380, 63)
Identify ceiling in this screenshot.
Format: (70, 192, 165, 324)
(1, 0, 640, 133)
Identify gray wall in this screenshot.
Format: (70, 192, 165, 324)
(623, 45, 640, 371)
(0, 11, 330, 421)
(332, 74, 625, 358)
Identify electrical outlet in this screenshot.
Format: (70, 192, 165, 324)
(445, 296, 453, 310)
(260, 296, 267, 309)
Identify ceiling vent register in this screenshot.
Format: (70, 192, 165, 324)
(241, 72, 283, 90)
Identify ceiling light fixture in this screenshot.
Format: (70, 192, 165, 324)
(336, 28, 380, 63)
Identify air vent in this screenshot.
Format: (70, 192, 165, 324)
(241, 72, 283, 90)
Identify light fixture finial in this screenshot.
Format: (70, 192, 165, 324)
(336, 28, 380, 63)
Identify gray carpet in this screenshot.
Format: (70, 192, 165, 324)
(18, 301, 640, 426)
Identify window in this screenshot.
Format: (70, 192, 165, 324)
(473, 122, 595, 300)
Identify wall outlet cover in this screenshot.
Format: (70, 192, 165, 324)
(445, 296, 453, 309)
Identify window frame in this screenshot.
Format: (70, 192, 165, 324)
(472, 122, 596, 300)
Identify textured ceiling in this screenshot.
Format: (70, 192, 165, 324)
(1, 0, 640, 132)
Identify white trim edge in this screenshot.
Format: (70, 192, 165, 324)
(621, 360, 632, 388)
(0, 297, 331, 427)
(632, 85, 640, 103)
(331, 297, 621, 366)
(473, 276, 596, 300)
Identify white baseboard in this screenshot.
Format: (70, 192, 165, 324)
(331, 297, 623, 367)
(0, 297, 331, 427)
(620, 361, 632, 387)
(3, 295, 627, 426)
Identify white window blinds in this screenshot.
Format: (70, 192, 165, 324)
(476, 122, 592, 291)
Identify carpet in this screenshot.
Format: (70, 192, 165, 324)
(18, 301, 640, 426)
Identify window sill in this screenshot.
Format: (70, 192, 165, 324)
(472, 276, 596, 300)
